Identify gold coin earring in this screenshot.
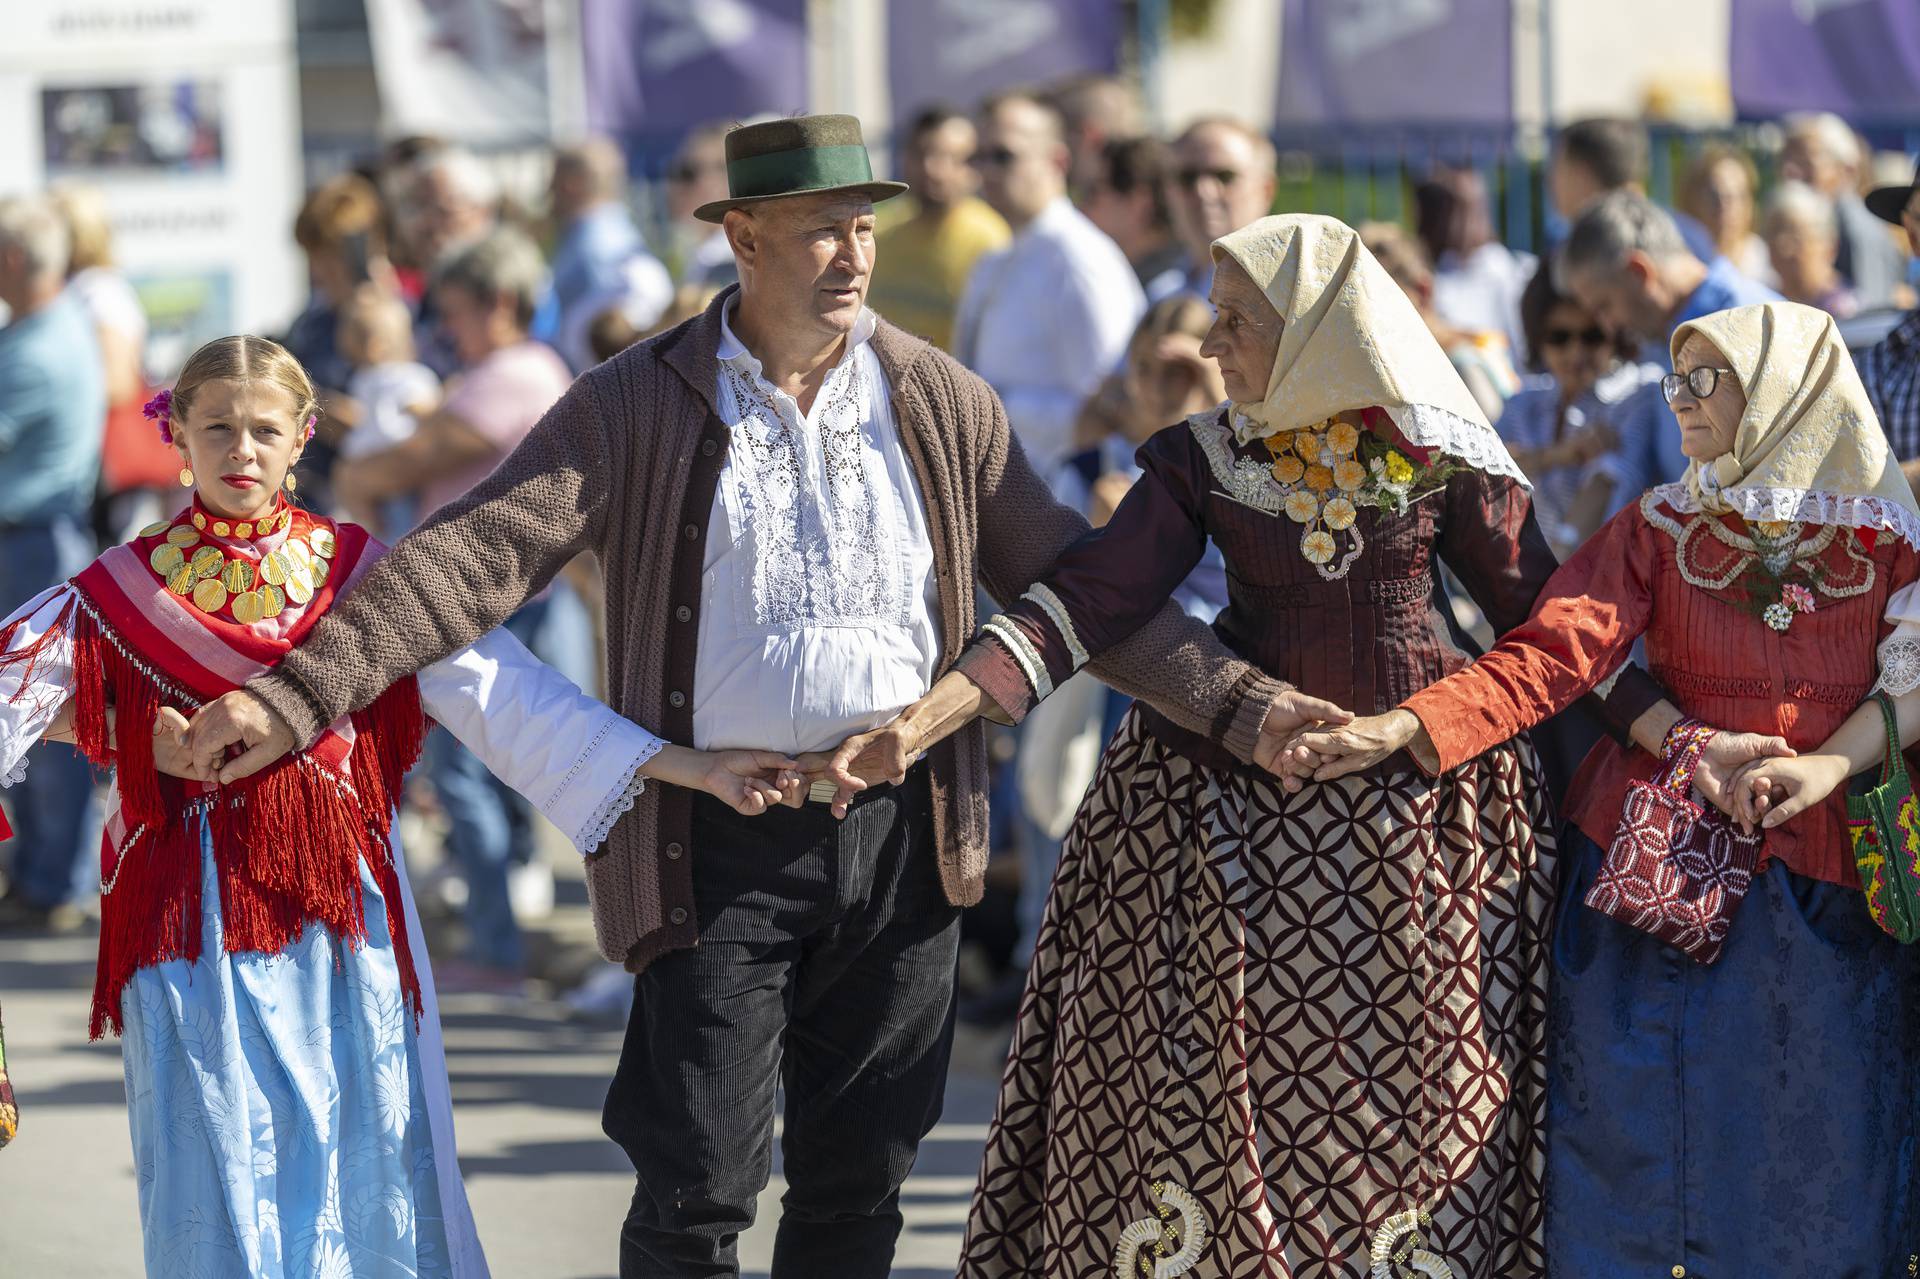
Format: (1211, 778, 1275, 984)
(178, 467, 194, 487)
(284, 471, 298, 495)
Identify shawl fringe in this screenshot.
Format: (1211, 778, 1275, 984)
(3, 592, 429, 1039)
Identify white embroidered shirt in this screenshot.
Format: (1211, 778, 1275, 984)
(695, 301, 941, 754)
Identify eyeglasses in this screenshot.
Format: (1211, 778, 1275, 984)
(1177, 167, 1243, 190)
(1660, 366, 1737, 403)
(1542, 326, 1608, 349)
(973, 146, 1018, 170)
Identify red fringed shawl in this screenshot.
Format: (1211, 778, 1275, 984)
(0, 504, 428, 1038)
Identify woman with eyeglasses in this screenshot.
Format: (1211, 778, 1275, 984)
(1496, 264, 1666, 558)
(1287, 300, 1920, 1276)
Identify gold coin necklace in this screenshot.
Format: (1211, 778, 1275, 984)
(141, 501, 333, 624)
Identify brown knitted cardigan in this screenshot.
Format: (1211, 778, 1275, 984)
(247, 287, 1285, 972)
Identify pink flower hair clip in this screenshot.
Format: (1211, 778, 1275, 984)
(142, 388, 175, 444)
(305, 413, 318, 442)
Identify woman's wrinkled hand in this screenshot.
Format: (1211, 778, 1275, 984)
(1277, 709, 1436, 785)
(1251, 690, 1355, 790)
(1692, 730, 1796, 832)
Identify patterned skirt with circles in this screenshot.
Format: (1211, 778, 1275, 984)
(960, 705, 1554, 1279)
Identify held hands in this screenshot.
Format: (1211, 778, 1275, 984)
(1252, 690, 1360, 789)
(647, 746, 805, 816)
(1727, 753, 1846, 832)
(1691, 730, 1797, 832)
(1273, 709, 1436, 787)
(184, 691, 298, 785)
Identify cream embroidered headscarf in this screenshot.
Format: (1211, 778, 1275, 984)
(1210, 213, 1526, 483)
(1671, 301, 1920, 547)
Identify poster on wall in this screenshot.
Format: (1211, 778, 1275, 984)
(0, 1, 305, 375)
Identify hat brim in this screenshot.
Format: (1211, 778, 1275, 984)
(694, 181, 909, 224)
(1865, 183, 1914, 225)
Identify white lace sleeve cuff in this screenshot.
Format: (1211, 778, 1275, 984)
(565, 731, 664, 856)
(1875, 582, 1920, 696)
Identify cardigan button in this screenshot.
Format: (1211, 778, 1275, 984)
(701, 438, 719, 457)
(683, 523, 699, 541)
(675, 605, 692, 623)
(664, 842, 683, 860)
(668, 690, 686, 708)
(669, 907, 689, 925)
(1671, 1268, 1686, 1279)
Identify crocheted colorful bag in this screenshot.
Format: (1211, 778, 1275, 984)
(1846, 691, 1920, 943)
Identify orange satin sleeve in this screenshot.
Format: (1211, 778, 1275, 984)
(1402, 501, 1659, 773)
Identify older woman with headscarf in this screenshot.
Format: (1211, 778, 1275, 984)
(838, 215, 1779, 1276)
(1291, 299, 1920, 1275)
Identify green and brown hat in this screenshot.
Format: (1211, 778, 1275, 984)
(693, 114, 908, 223)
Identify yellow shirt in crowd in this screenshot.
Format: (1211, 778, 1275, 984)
(868, 197, 1011, 352)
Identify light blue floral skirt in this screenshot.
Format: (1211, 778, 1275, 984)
(117, 819, 482, 1278)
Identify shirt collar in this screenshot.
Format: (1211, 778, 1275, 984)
(1888, 306, 1920, 353)
(717, 296, 877, 373)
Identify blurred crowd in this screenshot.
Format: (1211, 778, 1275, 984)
(6, 75, 1920, 1018)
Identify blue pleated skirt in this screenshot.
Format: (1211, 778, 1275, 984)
(117, 818, 482, 1278)
(1547, 828, 1920, 1277)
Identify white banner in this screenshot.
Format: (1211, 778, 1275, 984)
(0, 0, 306, 370)
(366, 0, 564, 145)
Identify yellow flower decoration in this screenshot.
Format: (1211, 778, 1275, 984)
(1271, 455, 1306, 485)
(1322, 497, 1358, 530)
(1755, 520, 1792, 538)
(1304, 465, 1335, 494)
(1382, 451, 1415, 485)
(1294, 431, 1324, 460)
(1262, 431, 1295, 460)
(1301, 530, 1337, 564)
(1326, 422, 1361, 455)
(1284, 491, 1321, 524)
(1333, 460, 1368, 492)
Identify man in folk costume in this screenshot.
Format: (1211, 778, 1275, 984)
(183, 116, 1345, 1275)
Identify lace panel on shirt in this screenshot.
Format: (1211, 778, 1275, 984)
(721, 356, 911, 629)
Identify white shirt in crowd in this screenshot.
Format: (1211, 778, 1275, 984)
(953, 197, 1146, 476)
(694, 300, 941, 755)
(67, 266, 149, 354)
(1432, 242, 1536, 363)
(340, 361, 442, 460)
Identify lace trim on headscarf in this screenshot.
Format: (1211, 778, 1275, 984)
(1651, 480, 1920, 550)
(1380, 403, 1530, 488)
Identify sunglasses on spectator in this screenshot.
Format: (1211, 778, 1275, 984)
(1177, 167, 1243, 190)
(974, 147, 1018, 169)
(1542, 327, 1608, 349)
(1660, 366, 1737, 403)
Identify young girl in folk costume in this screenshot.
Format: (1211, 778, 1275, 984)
(1294, 301, 1920, 1274)
(0, 336, 801, 1278)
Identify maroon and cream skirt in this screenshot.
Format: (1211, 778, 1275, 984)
(960, 706, 1555, 1279)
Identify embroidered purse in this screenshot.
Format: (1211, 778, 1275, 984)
(1845, 691, 1920, 943)
(1586, 718, 1763, 964)
(0, 1000, 16, 1149)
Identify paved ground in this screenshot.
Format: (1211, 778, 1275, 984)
(0, 834, 1008, 1278)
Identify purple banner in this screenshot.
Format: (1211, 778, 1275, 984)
(1275, 0, 1512, 125)
(583, 0, 808, 145)
(886, 0, 1119, 128)
(1730, 0, 1920, 118)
